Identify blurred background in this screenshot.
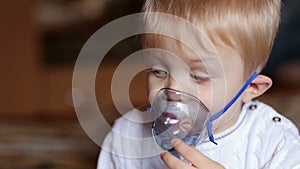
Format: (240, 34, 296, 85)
(0, 0, 299, 168)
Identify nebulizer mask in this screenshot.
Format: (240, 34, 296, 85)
(148, 72, 258, 155)
(149, 88, 210, 151)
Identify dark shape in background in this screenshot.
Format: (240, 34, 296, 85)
(39, 0, 144, 66)
(263, 0, 300, 87)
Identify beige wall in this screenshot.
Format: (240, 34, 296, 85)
(0, 0, 78, 117)
(0, 0, 39, 115)
(0, 0, 148, 119)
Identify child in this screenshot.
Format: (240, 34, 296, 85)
(97, 0, 300, 168)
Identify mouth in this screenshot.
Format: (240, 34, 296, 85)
(162, 112, 179, 125)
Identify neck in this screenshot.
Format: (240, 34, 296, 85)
(213, 105, 242, 134)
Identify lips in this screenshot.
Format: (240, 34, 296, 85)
(162, 112, 179, 125)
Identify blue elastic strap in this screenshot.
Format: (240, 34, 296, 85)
(207, 72, 259, 145)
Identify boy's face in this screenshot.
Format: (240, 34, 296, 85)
(145, 37, 247, 132)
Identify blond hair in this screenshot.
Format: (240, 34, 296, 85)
(142, 0, 281, 76)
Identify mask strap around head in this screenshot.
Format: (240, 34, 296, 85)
(207, 72, 259, 145)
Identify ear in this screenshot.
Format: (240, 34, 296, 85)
(242, 75, 273, 102)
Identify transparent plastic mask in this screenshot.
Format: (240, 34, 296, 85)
(150, 88, 210, 150)
(149, 72, 259, 152)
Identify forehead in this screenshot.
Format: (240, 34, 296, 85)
(143, 34, 217, 64)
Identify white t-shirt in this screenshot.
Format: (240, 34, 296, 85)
(97, 101, 300, 169)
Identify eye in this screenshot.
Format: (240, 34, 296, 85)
(147, 68, 168, 78)
(190, 72, 210, 82)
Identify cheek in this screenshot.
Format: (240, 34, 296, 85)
(147, 75, 163, 104)
(195, 85, 212, 110)
(147, 75, 161, 92)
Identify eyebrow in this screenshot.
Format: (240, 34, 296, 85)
(186, 55, 218, 71)
(187, 58, 203, 63)
(187, 53, 217, 64)
(185, 57, 209, 65)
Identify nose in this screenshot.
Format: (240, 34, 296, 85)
(166, 76, 180, 91)
(165, 88, 182, 101)
(164, 76, 182, 101)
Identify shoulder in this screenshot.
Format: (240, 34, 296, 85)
(247, 101, 300, 168)
(101, 108, 159, 156)
(247, 100, 299, 136)
(112, 108, 153, 137)
(98, 108, 164, 168)
(238, 101, 300, 168)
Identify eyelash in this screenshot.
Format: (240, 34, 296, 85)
(189, 73, 210, 81)
(147, 68, 210, 82)
(147, 68, 168, 78)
